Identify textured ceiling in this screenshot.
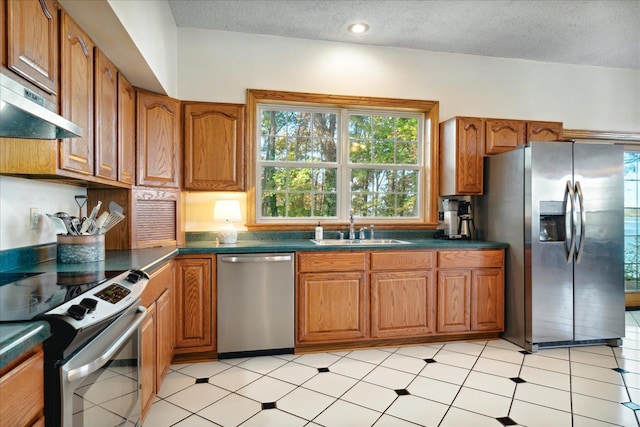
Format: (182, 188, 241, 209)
(168, 0, 640, 70)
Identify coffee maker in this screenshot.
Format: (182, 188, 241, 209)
(457, 201, 474, 239)
(442, 199, 460, 238)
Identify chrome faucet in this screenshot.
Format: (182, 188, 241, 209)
(359, 227, 367, 240)
(349, 211, 355, 240)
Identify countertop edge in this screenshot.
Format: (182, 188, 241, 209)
(0, 321, 50, 370)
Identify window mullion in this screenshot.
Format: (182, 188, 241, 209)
(339, 108, 350, 221)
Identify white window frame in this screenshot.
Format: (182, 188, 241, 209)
(255, 104, 425, 224)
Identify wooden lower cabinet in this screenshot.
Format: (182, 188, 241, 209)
(174, 255, 216, 354)
(296, 248, 504, 350)
(0, 346, 45, 427)
(471, 268, 505, 331)
(297, 272, 368, 343)
(140, 261, 174, 421)
(437, 250, 505, 334)
(371, 270, 435, 338)
(437, 269, 471, 333)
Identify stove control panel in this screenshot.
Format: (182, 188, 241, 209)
(47, 269, 149, 328)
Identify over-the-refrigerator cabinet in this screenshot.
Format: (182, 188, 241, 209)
(480, 141, 624, 352)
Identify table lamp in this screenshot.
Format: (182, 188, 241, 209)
(214, 200, 242, 244)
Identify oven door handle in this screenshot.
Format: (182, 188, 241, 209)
(66, 306, 147, 383)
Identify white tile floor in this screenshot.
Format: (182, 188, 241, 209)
(144, 312, 640, 426)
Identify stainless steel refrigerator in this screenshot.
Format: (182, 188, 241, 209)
(479, 141, 624, 352)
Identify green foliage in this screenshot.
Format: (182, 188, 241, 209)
(259, 108, 420, 219)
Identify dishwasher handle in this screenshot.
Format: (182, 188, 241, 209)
(220, 255, 293, 263)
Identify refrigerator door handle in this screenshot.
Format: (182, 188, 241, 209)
(564, 180, 576, 263)
(575, 181, 586, 264)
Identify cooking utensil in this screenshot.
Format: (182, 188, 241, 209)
(87, 201, 102, 221)
(108, 201, 123, 214)
(75, 195, 87, 219)
(70, 217, 82, 235)
(79, 218, 97, 235)
(95, 211, 109, 229)
(99, 211, 125, 233)
(46, 214, 69, 235)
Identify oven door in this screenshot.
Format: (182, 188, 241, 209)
(60, 304, 147, 427)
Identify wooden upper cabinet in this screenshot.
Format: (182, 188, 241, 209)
(183, 102, 246, 191)
(439, 117, 484, 196)
(94, 48, 118, 181)
(484, 119, 526, 155)
(6, 0, 58, 95)
(136, 90, 181, 188)
(59, 11, 94, 175)
(527, 121, 563, 142)
(118, 73, 135, 184)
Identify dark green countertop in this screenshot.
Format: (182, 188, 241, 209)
(6, 246, 179, 275)
(0, 322, 50, 370)
(180, 238, 508, 254)
(0, 237, 507, 369)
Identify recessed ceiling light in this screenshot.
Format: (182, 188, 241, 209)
(348, 23, 369, 34)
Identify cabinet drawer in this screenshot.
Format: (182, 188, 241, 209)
(371, 251, 434, 270)
(298, 252, 367, 273)
(437, 249, 504, 269)
(0, 349, 44, 427)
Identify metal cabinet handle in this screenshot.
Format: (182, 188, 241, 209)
(220, 255, 292, 263)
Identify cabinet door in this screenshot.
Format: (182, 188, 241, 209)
(6, 0, 58, 94)
(118, 73, 136, 184)
(455, 117, 483, 194)
(136, 90, 181, 188)
(471, 268, 504, 332)
(485, 119, 526, 155)
(297, 272, 367, 343)
(174, 256, 215, 353)
(184, 103, 245, 191)
(0, 348, 44, 427)
(527, 121, 563, 142)
(94, 49, 118, 181)
(140, 302, 156, 420)
(371, 270, 435, 338)
(156, 288, 172, 390)
(437, 269, 471, 333)
(59, 11, 94, 175)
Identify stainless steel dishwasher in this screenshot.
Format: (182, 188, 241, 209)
(217, 253, 295, 358)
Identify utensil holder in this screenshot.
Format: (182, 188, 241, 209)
(57, 234, 105, 264)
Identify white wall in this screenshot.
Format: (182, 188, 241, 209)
(177, 29, 640, 131)
(0, 176, 87, 250)
(107, 0, 179, 96)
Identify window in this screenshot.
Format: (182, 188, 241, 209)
(625, 151, 640, 293)
(248, 90, 438, 226)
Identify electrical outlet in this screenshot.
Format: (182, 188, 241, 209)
(30, 208, 39, 229)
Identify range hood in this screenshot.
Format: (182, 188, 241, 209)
(0, 73, 83, 139)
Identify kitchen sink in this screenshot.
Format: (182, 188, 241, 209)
(310, 239, 411, 245)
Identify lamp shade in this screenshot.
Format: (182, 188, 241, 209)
(213, 200, 242, 222)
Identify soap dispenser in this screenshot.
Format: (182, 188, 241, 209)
(315, 221, 323, 240)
